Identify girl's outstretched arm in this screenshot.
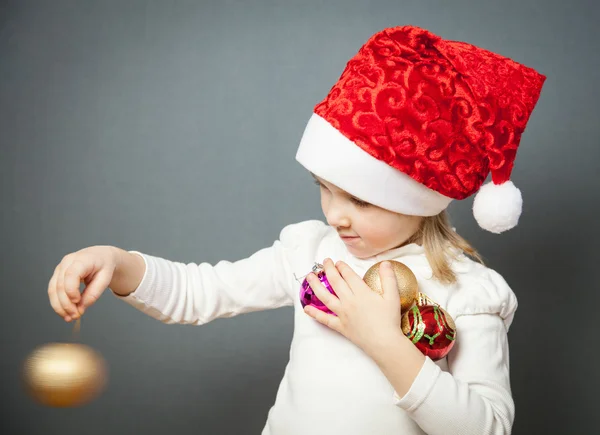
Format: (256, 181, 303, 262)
(113, 220, 325, 324)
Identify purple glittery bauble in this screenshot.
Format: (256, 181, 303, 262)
(299, 263, 337, 315)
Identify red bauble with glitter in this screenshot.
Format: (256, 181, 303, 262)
(401, 303, 456, 361)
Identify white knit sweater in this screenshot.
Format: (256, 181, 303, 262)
(114, 220, 518, 435)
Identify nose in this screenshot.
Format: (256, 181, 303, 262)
(324, 198, 351, 228)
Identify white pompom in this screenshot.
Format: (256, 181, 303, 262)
(472, 181, 523, 234)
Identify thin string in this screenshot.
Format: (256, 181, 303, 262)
(72, 318, 81, 342)
(293, 262, 324, 284)
(71, 279, 82, 342)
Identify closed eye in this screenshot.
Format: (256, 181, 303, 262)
(313, 179, 370, 208)
(350, 197, 370, 208)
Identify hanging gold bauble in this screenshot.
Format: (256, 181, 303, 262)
(22, 342, 107, 407)
(363, 260, 419, 312)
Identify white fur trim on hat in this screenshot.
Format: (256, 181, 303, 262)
(295, 113, 453, 216)
(472, 180, 523, 234)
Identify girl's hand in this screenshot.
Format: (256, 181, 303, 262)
(47, 246, 122, 322)
(303, 258, 405, 358)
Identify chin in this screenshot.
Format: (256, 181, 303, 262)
(347, 246, 373, 259)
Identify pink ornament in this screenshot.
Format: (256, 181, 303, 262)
(299, 263, 337, 315)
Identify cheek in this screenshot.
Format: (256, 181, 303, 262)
(357, 216, 389, 240)
(320, 192, 329, 210)
(364, 215, 418, 246)
(402, 216, 422, 236)
(367, 226, 394, 244)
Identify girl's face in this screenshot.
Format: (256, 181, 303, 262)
(313, 175, 423, 259)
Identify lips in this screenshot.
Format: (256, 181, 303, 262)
(340, 235, 360, 246)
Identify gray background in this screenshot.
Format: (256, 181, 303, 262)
(2, 0, 598, 434)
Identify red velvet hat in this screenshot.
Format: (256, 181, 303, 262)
(296, 25, 546, 233)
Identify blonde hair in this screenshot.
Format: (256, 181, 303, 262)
(406, 210, 484, 285)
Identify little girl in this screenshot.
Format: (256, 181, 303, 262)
(47, 25, 545, 435)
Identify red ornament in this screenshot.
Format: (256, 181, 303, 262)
(401, 300, 456, 361)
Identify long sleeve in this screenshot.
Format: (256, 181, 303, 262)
(112, 220, 325, 325)
(391, 262, 518, 435)
(393, 313, 514, 435)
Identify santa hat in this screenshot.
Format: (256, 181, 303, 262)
(295, 25, 546, 233)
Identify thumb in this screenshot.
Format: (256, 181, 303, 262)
(78, 268, 112, 314)
(379, 261, 400, 303)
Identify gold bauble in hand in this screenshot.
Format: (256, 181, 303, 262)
(22, 343, 107, 407)
(363, 260, 418, 312)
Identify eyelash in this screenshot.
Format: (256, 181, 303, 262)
(313, 180, 370, 208)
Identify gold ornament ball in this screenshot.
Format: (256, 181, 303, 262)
(22, 343, 108, 407)
(363, 260, 419, 312)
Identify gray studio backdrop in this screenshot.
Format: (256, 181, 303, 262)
(2, 1, 599, 434)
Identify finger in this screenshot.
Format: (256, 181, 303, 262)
(47, 273, 68, 319)
(379, 261, 400, 302)
(56, 263, 80, 318)
(322, 258, 353, 299)
(335, 260, 371, 295)
(304, 305, 343, 334)
(307, 272, 342, 314)
(56, 288, 79, 320)
(63, 261, 87, 304)
(78, 268, 112, 314)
